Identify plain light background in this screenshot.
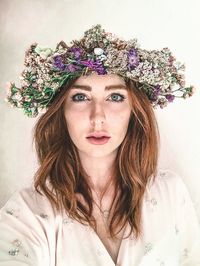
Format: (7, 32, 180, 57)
(0, 0, 199, 221)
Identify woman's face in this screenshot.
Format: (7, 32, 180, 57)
(63, 73, 132, 158)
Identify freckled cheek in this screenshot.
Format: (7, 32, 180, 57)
(64, 111, 84, 127)
(112, 106, 131, 119)
(110, 113, 131, 131)
(64, 105, 93, 120)
(66, 113, 90, 130)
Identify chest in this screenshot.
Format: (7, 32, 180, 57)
(60, 195, 180, 266)
(94, 214, 126, 264)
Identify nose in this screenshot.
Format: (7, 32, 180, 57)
(90, 102, 106, 127)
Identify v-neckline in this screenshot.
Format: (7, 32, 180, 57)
(90, 222, 129, 265)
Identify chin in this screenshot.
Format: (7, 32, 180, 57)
(79, 145, 119, 158)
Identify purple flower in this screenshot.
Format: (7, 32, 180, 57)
(68, 47, 84, 60)
(53, 55, 65, 71)
(128, 48, 140, 70)
(165, 94, 175, 102)
(64, 64, 81, 72)
(150, 85, 161, 101)
(80, 59, 106, 75)
(154, 85, 161, 93)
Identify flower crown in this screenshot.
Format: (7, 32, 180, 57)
(5, 24, 195, 117)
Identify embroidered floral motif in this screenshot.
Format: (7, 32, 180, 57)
(8, 239, 29, 258)
(144, 242, 153, 255)
(63, 217, 74, 224)
(145, 195, 158, 212)
(9, 248, 20, 256)
(12, 239, 22, 247)
(150, 198, 157, 205)
(8, 239, 22, 256)
(63, 217, 75, 233)
(182, 248, 189, 258)
(5, 208, 20, 218)
(158, 171, 167, 178)
(6, 209, 14, 215)
(40, 213, 48, 219)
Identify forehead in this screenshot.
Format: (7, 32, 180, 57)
(70, 73, 127, 90)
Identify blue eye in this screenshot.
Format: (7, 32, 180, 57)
(110, 93, 125, 102)
(71, 93, 126, 103)
(71, 93, 88, 102)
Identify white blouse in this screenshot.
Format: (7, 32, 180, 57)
(0, 169, 200, 266)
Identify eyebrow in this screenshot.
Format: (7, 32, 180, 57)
(70, 84, 127, 91)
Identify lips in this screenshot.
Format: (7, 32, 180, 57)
(86, 131, 110, 138)
(86, 131, 111, 145)
(86, 136, 110, 145)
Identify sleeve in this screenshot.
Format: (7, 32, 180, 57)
(174, 174, 200, 265)
(0, 188, 51, 266)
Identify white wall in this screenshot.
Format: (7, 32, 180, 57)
(0, 0, 200, 220)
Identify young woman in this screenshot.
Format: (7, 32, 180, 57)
(0, 24, 199, 265)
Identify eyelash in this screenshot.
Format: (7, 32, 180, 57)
(70, 93, 126, 103)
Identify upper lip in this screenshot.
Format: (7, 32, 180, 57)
(86, 131, 111, 138)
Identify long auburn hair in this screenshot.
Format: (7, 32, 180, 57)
(32, 75, 160, 240)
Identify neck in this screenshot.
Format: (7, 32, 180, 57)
(78, 150, 117, 193)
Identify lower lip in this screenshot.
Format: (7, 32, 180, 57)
(86, 137, 111, 145)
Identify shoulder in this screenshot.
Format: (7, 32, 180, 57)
(148, 168, 187, 194)
(0, 185, 57, 222)
(0, 186, 56, 264)
(145, 168, 191, 210)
